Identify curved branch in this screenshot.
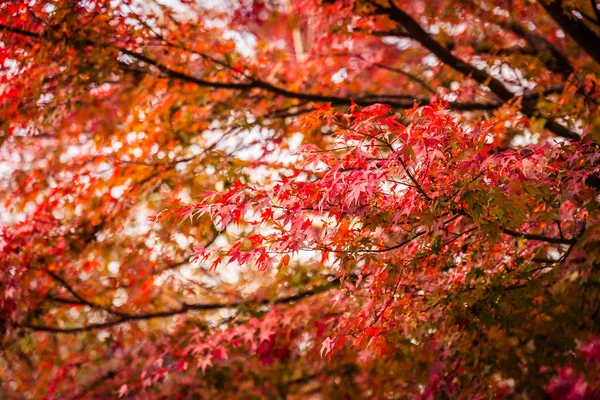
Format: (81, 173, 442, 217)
(501, 227, 577, 245)
(592, 0, 600, 23)
(539, 0, 600, 65)
(0, 23, 532, 114)
(367, 1, 581, 141)
(18, 279, 340, 334)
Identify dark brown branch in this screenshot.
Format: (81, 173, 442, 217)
(43, 269, 96, 307)
(579, 9, 600, 27)
(463, 0, 575, 77)
(358, 230, 427, 253)
(42, 268, 131, 318)
(18, 279, 340, 334)
(449, 207, 576, 245)
(372, 63, 436, 94)
(501, 228, 577, 245)
(592, 0, 600, 23)
(45, 295, 86, 306)
(501, 19, 574, 77)
(539, 0, 600, 65)
(367, 3, 512, 98)
(120, 47, 449, 109)
(368, 2, 581, 141)
(0, 23, 41, 39)
(0, 23, 530, 114)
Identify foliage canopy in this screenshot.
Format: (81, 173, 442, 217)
(1, 0, 600, 398)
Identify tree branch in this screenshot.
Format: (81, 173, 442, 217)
(592, 0, 600, 23)
(501, 227, 577, 245)
(368, 1, 581, 141)
(18, 279, 340, 334)
(0, 23, 41, 39)
(539, 0, 600, 65)
(0, 23, 534, 115)
(464, 0, 575, 77)
(502, 19, 574, 77)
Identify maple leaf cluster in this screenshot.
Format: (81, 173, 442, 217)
(1, 0, 599, 398)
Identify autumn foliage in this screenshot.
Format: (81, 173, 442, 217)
(1, 0, 600, 398)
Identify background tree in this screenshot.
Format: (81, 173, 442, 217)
(1, 0, 600, 398)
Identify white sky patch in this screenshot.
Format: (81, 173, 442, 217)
(382, 36, 412, 50)
(119, 205, 154, 236)
(2, 58, 21, 78)
(180, 264, 194, 279)
(218, 264, 241, 284)
(426, 23, 440, 35)
(108, 261, 121, 275)
(110, 185, 127, 199)
(112, 288, 128, 307)
(441, 22, 467, 36)
(471, 58, 535, 95)
(421, 54, 439, 68)
(331, 68, 348, 84)
(223, 30, 257, 58)
(492, 7, 510, 17)
(132, 147, 143, 158)
(288, 132, 304, 152)
(174, 232, 193, 249)
(444, 92, 458, 102)
(42, 2, 56, 14)
(512, 131, 540, 147)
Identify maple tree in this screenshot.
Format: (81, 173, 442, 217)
(1, 0, 600, 398)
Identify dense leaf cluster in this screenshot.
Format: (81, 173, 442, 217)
(1, 0, 599, 398)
